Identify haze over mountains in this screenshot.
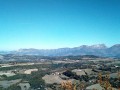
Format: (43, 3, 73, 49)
(0, 44, 120, 57)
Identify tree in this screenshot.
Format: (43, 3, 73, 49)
(29, 78, 45, 90)
(7, 84, 21, 90)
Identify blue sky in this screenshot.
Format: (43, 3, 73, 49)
(0, 0, 120, 50)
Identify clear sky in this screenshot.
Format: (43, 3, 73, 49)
(0, 0, 120, 50)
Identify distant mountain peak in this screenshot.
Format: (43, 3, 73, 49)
(112, 44, 120, 47)
(1, 44, 120, 57)
(90, 44, 107, 49)
(79, 45, 89, 48)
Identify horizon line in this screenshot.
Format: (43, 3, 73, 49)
(0, 43, 120, 51)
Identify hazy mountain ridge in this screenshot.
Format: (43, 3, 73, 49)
(1, 44, 120, 57)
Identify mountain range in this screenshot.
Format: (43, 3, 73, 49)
(1, 44, 119, 57)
